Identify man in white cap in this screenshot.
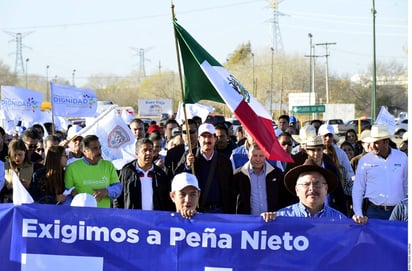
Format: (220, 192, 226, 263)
(352, 124, 408, 221)
(60, 125, 84, 165)
(170, 172, 201, 219)
(180, 123, 234, 214)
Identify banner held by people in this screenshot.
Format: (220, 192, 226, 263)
(50, 82, 98, 117)
(174, 21, 292, 162)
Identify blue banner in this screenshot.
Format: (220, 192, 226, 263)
(1, 204, 407, 271)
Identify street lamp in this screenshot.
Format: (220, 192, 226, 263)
(46, 65, 50, 96)
(72, 69, 76, 87)
(25, 58, 30, 88)
(308, 33, 313, 96)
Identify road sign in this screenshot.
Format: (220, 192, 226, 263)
(291, 105, 325, 114)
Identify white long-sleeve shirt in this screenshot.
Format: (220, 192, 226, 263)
(352, 148, 408, 216)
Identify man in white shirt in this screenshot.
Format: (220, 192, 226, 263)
(352, 124, 408, 220)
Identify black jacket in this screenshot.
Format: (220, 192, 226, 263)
(234, 162, 294, 214)
(113, 160, 174, 211)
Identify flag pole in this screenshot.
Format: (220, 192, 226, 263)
(50, 82, 56, 135)
(171, 2, 195, 175)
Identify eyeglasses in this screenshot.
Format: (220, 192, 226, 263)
(36, 148, 44, 152)
(182, 130, 196, 135)
(297, 181, 327, 189)
(25, 142, 37, 149)
(281, 142, 292, 146)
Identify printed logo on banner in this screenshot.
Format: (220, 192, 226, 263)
(107, 125, 131, 148)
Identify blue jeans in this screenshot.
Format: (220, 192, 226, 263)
(366, 205, 392, 220)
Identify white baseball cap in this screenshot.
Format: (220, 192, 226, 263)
(318, 124, 335, 136)
(71, 193, 97, 207)
(198, 123, 216, 136)
(171, 172, 200, 192)
(67, 125, 83, 141)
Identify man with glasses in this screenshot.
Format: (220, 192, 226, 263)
(22, 128, 42, 164)
(165, 119, 198, 178)
(261, 159, 367, 225)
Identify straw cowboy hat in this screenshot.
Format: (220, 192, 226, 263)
(362, 124, 392, 143)
(292, 125, 317, 144)
(284, 158, 338, 196)
(304, 135, 325, 149)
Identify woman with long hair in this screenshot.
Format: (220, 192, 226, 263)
(29, 145, 68, 204)
(1, 139, 33, 203)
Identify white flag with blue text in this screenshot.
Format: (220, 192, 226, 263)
(50, 83, 97, 117)
(1, 86, 43, 122)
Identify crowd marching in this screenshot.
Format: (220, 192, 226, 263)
(0, 114, 408, 225)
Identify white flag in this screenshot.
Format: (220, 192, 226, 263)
(50, 83, 97, 117)
(175, 102, 213, 125)
(1, 85, 43, 122)
(375, 106, 396, 135)
(76, 106, 135, 165)
(12, 171, 34, 205)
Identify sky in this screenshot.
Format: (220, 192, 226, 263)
(0, 0, 408, 86)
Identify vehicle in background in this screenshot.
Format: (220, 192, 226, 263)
(344, 118, 373, 134)
(205, 114, 225, 125)
(394, 118, 408, 138)
(324, 119, 346, 135)
(227, 117, 241, 134)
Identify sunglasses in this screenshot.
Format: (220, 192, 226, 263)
(182, 130, 196, 135)
(280, 142, 292, 146)
(36, 148, 45, 152)
(25, 143, 37, 149)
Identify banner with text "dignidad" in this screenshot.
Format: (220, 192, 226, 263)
(1, 204, 407, 271)
(50, 82, 97, 117)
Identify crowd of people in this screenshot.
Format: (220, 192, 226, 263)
(0, 114, 408, 224)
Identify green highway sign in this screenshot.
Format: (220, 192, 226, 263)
(291, 105, 325, 114)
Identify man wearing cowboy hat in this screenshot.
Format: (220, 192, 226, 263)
(352, 124, 408, 220)
(261, 158, 368, 225)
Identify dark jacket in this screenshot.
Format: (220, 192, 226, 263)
(29, 167, 65, 204)
(176, 149, 235, 214)
(113, 160, 174, 211)
(234, 161, 295, 214)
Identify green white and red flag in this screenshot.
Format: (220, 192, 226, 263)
(174, 22, 293, 162)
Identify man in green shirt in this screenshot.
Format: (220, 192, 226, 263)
(65, 135, 122, 208)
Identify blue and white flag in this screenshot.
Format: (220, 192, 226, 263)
(1, 86, 43, 122)
(50, 83, 97, 117)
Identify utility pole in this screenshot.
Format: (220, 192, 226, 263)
(304, 34, 322, 105)
(371, 0, 377, 121)
(315, 42, 336, 104)
(4, 31, 33, 75)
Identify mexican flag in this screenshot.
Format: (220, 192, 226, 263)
(174, 22, 293, 162)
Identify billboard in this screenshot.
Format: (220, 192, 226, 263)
(138, 99, 172, 116)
